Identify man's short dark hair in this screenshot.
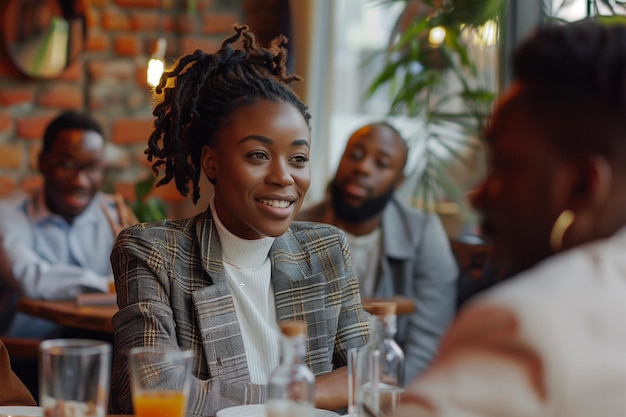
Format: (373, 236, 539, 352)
(508, 20, 626, 163)
(42, 111, 103, 154)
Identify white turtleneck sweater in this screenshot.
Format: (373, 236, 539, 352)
(210, 199, 280, 385)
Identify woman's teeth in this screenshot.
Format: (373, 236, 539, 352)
(260, 199, 290, 208)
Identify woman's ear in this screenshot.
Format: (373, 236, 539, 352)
(393, 172, 406, 191)
(571, 154, 612, 208)
(201, 146, 217, 184)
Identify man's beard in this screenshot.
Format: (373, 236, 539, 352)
(330, 180, 395, 224)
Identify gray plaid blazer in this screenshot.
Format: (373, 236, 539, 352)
(109, 209, 369, 417)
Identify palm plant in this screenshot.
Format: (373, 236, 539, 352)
(366, 0, 626, 224)
(131, 174, 167, 222)
(366, 0, 505, 222)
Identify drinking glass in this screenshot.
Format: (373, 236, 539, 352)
(39, 339, 111, 417)
(346, 347, 359, 417)
(128, 347, 194, 417)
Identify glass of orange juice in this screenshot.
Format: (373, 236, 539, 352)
(108, 279, 116, 294)
(128, 347, 194, 417)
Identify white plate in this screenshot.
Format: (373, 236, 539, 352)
(216, 404, 339, 417)
(0, 406, 43, 417)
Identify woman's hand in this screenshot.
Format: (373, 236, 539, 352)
(314, 366, 348, 411)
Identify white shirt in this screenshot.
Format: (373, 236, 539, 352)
(345, 228, 381, 298)
(210, 199, 280, 385)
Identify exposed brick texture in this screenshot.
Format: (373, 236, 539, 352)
(29, 144, 42, 171)
(0, 88, 36, 106)
(102, 9, 131, 31)
(126, 90, 151, 110)
(37, 85, 85, 109)
(87, 31, 111, 52)
(180, 36, 221, 54)
(57, 60, 84, 82)
(152, 181, 187, 203)
(0, 0, 286, 218)
(88, 84, 129, 111)
(0, 112, 13, 133)
(0, 143, 23, 170)
(20, 176, 44, 194)
(0, 177, 16, 198)
(114, 0, 163, 7)
(134, 65, 151, 89)
(16, 115, 57, 140)
(175, 14, 199, 34)
(131, 11, 165, 31)
(114, 34, 144, 56)
(87, 60, 136, 82)
(202, 13, 240, 34)
(112, 117, 154, 145)
(184, 0, 216, 13)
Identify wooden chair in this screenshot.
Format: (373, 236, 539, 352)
(449, 237, 505, 308)
(1, 337, 41, 358)
(1, 337, 41, 402)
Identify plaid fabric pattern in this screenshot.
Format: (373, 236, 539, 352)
(109, 209, 369, 417)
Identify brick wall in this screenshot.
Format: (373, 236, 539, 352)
(0, 0, 288, 218)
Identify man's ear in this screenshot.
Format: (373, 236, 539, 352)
(201, 145, 217, 183)
(393, 172, 406, 191)
(571, 154, 612, 208)
(38, 152, 47, 174)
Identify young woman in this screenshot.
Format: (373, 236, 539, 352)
(109, 25, 369, 417)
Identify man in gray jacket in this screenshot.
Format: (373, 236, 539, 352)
(297, 121, 458, 382)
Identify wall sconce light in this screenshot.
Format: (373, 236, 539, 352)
(147, 37, 167, 87)
(428, 26, 446, 46)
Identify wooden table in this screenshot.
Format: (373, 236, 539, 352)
(15, 295, 414, 336)
(16, 298, 117, 334)
(361, 295, 415, 315)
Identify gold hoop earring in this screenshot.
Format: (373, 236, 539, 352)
(550, 209, 575, 252)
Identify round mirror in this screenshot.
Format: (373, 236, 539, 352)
(1, 0, 86, 79)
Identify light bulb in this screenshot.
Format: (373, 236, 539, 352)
(147, 58, 165, 87)
(146, 37, 167, 88)
(429, 26, 446, 46)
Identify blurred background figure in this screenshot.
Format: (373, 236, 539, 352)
(297, 121, 458, 382)
(0, 110, 136, 340)
(392, 20, 626, 417)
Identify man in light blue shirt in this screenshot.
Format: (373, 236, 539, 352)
(0, 111, 136, 338)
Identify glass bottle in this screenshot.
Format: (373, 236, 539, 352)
(266, 320, 315, 417)
(356, 302, 405, 417)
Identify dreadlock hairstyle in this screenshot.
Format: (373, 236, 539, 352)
(146, 24, 311, 204)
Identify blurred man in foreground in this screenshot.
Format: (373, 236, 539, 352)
(392, 20, 626, 417)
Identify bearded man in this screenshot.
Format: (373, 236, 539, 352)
(297, 122, 458, 381)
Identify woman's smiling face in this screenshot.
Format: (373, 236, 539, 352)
(202, 99, 311, 240)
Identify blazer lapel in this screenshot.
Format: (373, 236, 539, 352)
(270, 230, 331, 369)
(270, 229, 313, 321)
(192, 211, 250, 382)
